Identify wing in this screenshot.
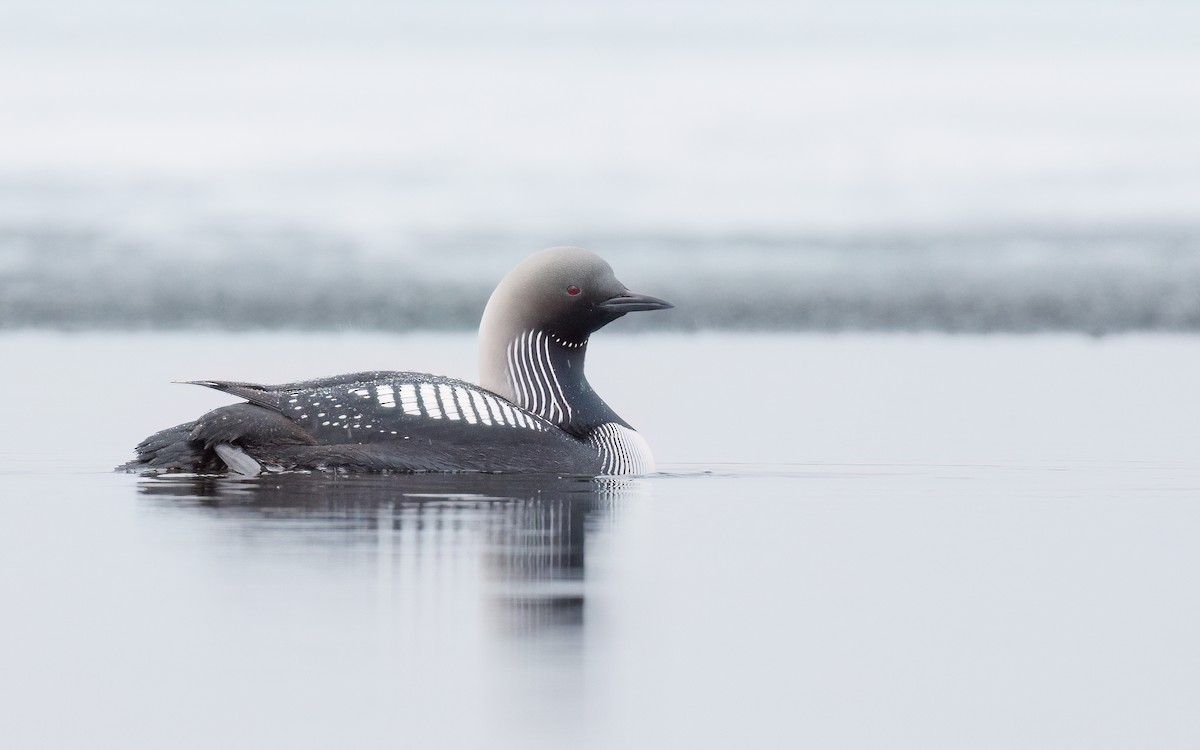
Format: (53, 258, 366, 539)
(189, 371, 558, 442)
(178, 372, 603, 473)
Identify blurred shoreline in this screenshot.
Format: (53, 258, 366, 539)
(3, 224, 1197, 333)
(3, 1, 1198, 335)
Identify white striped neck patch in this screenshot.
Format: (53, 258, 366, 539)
(504, 329, 589, 428)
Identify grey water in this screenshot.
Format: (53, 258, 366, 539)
(2, 331, 1200, 748)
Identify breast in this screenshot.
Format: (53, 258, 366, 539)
(586, 423, 656, 475)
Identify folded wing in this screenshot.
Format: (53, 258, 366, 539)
(123, 371, 604, 474)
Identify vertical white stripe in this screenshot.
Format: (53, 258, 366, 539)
(519, 334, 535, 411)
(523, 331, 539, 414)
(511, 331, 530, 410)
(541, 331, 572, 423)
(540, 332, 549, 414)
(518, 331, 538, 413)
(507, 335, 521, 408)
(510, 409, 529, 429)
(468, 389, 493, 425)
(436, 383, 460, 420)
(455, 387, 478, 424)
(376, 384, 396, 408)
(585, 423, 654, 475)
(536, 332, 556, 422)
(419, 383, 443, 418)
(399, 384, 421, 416)
(499, 402, 519, 427)
(482, 394, 507, 425)
(615, 431, 626, 473)
(537, 332, 554, 419)
(505, 328, 593, 429)
(531, 331, 555, 422)
(506, 338, 525, 408)
(512, 333, 524, 408)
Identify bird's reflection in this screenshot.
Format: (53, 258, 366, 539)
(138, 473, 637, 637)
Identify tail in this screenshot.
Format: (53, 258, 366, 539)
(117, 403, 317, 475)
(117, 421, 226, 474)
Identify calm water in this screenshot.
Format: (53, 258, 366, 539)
(2, 331, 1199, 748)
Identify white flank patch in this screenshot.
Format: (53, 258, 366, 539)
(588, 423, 655, 476)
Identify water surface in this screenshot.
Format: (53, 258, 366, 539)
(2, 332, 1198, 748)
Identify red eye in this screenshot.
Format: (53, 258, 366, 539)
(566, 285, 581, 296)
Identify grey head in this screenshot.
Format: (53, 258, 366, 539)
(478, 247, 672, 436)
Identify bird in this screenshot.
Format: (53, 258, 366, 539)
(120, 247, 673, 476)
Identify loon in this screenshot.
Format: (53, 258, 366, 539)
(120, 247, 672, 476)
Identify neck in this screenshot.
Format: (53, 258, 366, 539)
(496, 329, 621, 437)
